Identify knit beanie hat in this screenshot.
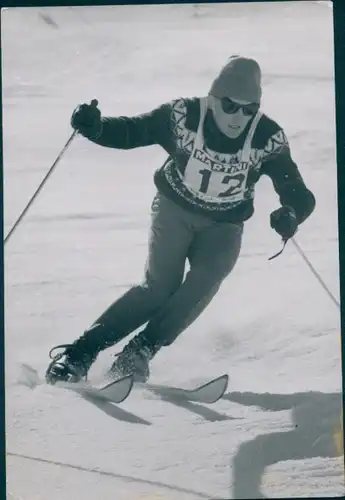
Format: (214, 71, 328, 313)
(209, 55, 262, 103)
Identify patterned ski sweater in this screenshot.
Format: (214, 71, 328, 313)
(88, 97, 315, 224)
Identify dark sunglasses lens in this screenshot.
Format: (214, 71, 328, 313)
(243, 103, 259, 116)
(220, 97, 259, 116)
(220, 97, 238, 114)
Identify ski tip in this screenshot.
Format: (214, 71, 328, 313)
(100, 374, 134, 390)
(99, 374, 134, 404)
(18, 363, 41, 388)
(138, 373, 229, 404)
(193, 373, 229, 403)
(20, 363, 38, 373)
(197, 373, 229, 390)
(215, 373, 229, 398)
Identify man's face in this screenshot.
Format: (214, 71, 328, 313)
(208, 95, 259, 139)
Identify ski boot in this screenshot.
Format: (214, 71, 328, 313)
(45, 322, 114, 385)
(108, 334, 158, 383)
(45, 343, 97, 385)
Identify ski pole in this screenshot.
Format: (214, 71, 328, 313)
(291, 237, 340, 310)
(4, 130, 77, 246)
(4, 99, 99, 246)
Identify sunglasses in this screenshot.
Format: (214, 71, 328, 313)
(218, 97, 260, 116)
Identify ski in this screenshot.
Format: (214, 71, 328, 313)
(60, 375, 134, 404)
(19, 364, 228, 405)
(139, 374, 229, 404)
(19, 363, 134, 404)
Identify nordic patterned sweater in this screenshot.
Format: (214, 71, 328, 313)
(88, 97, 316, 224)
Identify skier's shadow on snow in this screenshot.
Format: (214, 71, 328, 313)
(146, 389, 236, 422)
(80, 388, 236, 424)
(222, 390, 343, 499)
(80, 387, 236, 425)
(81, 393, 152, 426)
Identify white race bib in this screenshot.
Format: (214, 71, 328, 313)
(182, 98, 262, 204)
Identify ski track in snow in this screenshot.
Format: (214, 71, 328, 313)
(3, 2, 344, 499)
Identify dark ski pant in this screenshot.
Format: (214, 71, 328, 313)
(89, 193, 243, 350)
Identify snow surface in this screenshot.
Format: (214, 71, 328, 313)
(3, 1, 344, 498)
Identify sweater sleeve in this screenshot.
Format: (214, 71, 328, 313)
(261, 130, 316, 224)
(87, 101, 173, 150)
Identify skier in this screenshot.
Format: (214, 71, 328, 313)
(45, 55, 315, 385)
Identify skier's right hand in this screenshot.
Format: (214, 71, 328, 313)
(71, 99, 102, 139)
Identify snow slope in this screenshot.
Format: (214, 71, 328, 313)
(3, 1, 344, 498)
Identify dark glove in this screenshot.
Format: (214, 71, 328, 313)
(270, 205, 298, 240)
(71, 99, 102, 139)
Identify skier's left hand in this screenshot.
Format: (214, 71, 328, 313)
(270, 205, 298, 240)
